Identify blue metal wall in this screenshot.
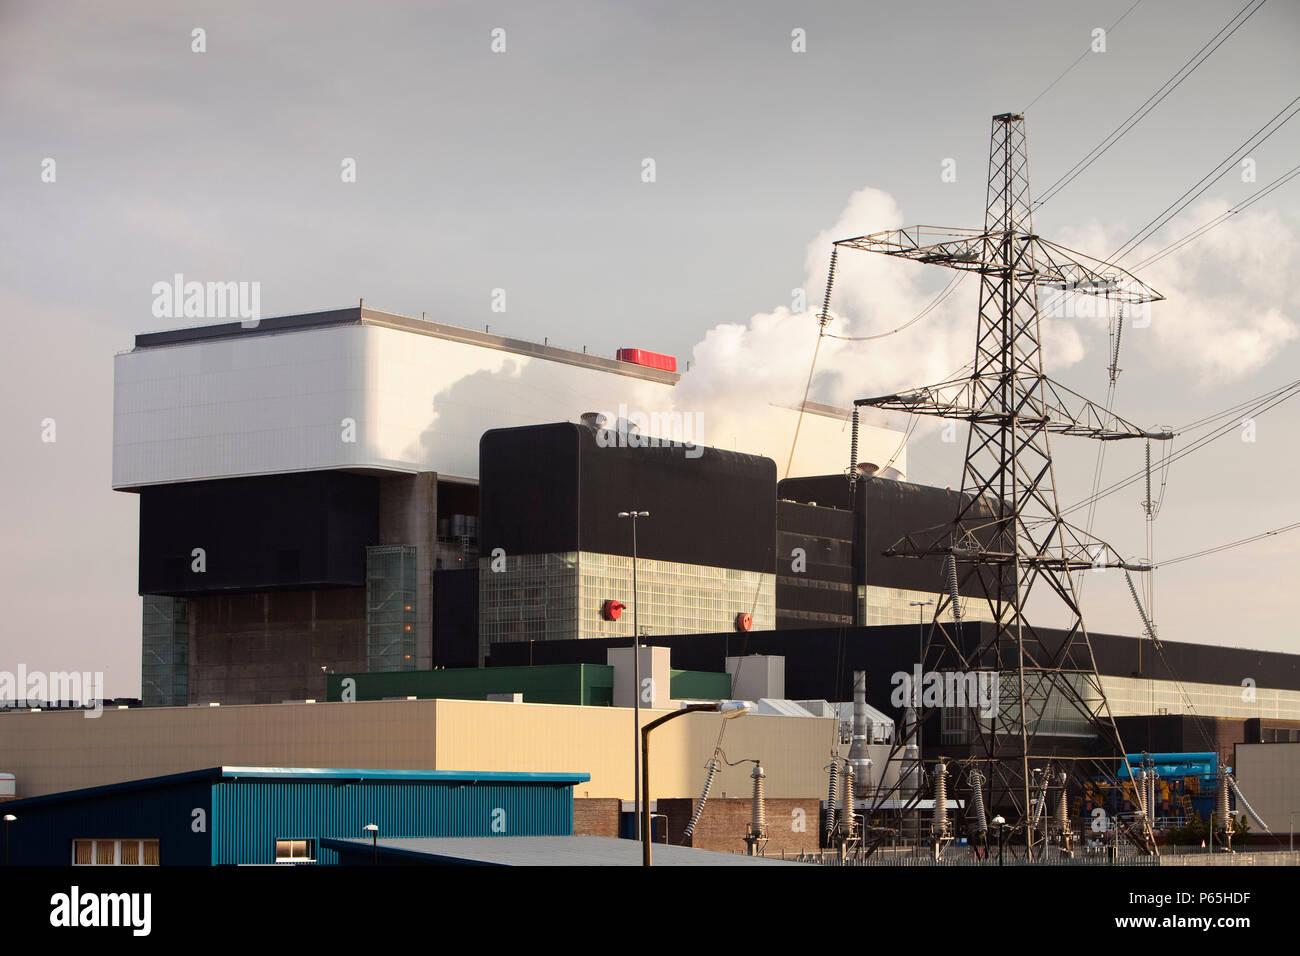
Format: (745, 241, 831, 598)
(211, 779, 575, 865)
(4, 780, 212, 866)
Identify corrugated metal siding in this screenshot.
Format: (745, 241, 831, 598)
(212, 779, 574, 865)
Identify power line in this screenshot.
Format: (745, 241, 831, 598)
(1023, 0, 1147, 113)
(824, 271, 969, 342)
(1110, 93, 1300, 263)
(1175, 377, 1300, 432)
(1157, 519, 1300, 567)
(1128, 161, 1300, 271)
(1061, 377, 1300, 518)
(1034, 0, 1268, 210)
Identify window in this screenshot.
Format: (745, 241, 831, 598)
(73, 839, 159, 865)
(274, 838, 315, 863)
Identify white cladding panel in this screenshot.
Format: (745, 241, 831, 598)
(114, 326, 667, 487)
(113, 323, 906, 487)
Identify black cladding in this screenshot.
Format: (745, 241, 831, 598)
(486, 624, 1300, 701)
(138, 472, 379, 595)
(778, 475, 992, 596)
(479, 423, 777, 573)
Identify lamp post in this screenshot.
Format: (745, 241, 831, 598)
(3, 814, 14, 866)
(642, 701, 750, 866)
(993, 814, 1005, 866)
(908, 600, 933, 748)
(363, 823, 378, 865)
(618, 510, 649, 842)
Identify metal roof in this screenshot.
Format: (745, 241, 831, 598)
(321, 836, 807, 866)
(130, 306, 680, 385)
(3, 766, 590, 811)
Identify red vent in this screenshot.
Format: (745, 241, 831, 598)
(616, 348, 677, 373)
(602, 600, 626, 621)
(735, 612, 753, 632)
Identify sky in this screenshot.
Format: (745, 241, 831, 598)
(2, 0, 1299, 697)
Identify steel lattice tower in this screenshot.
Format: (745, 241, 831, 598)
(839, 114, 1170, 858)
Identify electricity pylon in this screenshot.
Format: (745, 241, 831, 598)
(841, 113, 1169, 858)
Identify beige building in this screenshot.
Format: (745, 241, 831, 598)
(0, 698, 836, 810)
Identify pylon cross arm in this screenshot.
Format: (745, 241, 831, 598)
(834, 229, 1163, 305)
(853, 375, 1172, 441)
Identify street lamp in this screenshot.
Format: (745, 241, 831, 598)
(992, 814, 1006, 866)
(641, 701, 750, 866)
(908, 600, 933, 745)
(363, 823, 379, 865)
(618, 510, 650, 841)
(3, 814, 14, 866)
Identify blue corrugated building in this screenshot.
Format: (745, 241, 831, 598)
(2, 767, 589, 866)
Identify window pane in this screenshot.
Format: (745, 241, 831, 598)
(96, 841, 116, 865)
(74, 840, 93, 865)
(120, 841, 140, 865)
(275, 839, 291, 860)
(142, 840, 159, 865)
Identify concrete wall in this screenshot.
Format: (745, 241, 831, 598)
(378, 472, 436, 670)
(0, 698, 837, 805)
(179, 474, 434, 702)
(188, 588, 367, 704)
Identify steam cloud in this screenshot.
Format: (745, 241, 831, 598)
(677, 187, 1299, 461)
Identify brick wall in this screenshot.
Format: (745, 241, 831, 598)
(659, 796, 819, 856)
(574, 798, 621, 837)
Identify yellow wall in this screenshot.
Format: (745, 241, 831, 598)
(0, 699, 836, 802)
(432, 698, 835, 800)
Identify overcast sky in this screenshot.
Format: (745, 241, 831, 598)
(3, 0, 1298, 696)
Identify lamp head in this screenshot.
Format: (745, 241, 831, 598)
(717, 700, 752, 718)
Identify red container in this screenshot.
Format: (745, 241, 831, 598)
(616, 348, 677, 373)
